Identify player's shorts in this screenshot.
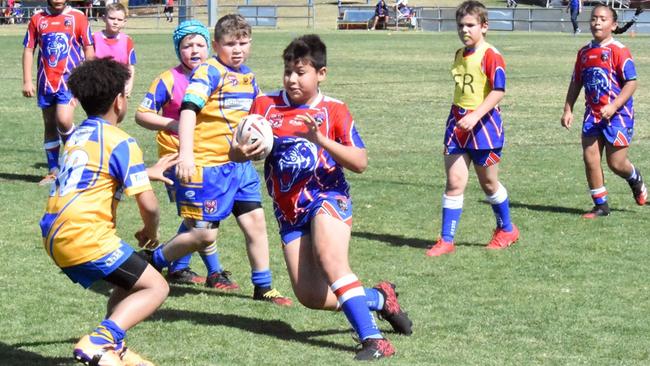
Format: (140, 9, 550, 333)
(279, 194, 353, 244)
(37, 90, 74, 109)
(61, 242, 147, 290)
(582, 119, 634, 147)
(445, 146, 503, 167)
(175, 161, 262, 222)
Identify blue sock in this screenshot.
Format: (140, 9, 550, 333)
(441, 194, 463, 242)
(251, 269, 272, 288)
(169, 222, 191, 272)
(89, 319, 125, 346)
(487, 184, 513, 232)
(44, 140, 60, 172)
(200, 243, 222, 275)
(590, 187, 608, 206)
(152, 247, 171, 270)
(364, 287, 384, 311)
(332, 274, 382, 340)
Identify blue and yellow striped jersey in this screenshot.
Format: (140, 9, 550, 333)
(183, 56, 259, 166)
(39, 117, 152, 268)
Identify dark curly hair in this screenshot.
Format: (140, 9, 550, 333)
(282, 34, 327, 70)
(67, 58, 130, 116)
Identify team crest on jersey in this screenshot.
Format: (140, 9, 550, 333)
(43, 32, 70, 68)
(39, 20, 49, 30)
(583, 67, 610, 104)
(273, 137, 318, 192)
(204, 200, 217, 214)
(227, 75, 238, 86)
(601, 51, 609, 62)
(313, 112, 325, 126)
(64, 18, 72, 27)
(243, 76, 251, 85)
(268, 113, 283, 128)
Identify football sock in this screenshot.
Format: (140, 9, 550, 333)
(89, 319, 125, 346)
(626, 165, 641, 184)
(44, 140, 60, 172)
(441, 194, 463, 242)
(364, 287, 385, 312)
(331, 274, 382, 341)
(152, 247, 171, 270)
(200, 242, 222, 275)
(251, 269, 272, 288)
(169, 222, 191, 273)
(590, 186, 608, 206)
(487, 183, 513, 232)
(58, 125, 75, 144)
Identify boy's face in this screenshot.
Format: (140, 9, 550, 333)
(590, 7, 617, 42)
(48, 0, 66, 12)
(283, 59, 326, 106)
(213, 34, 251, 70)
(179, 34, 209, 71)
(457, 13, 488, 48)
(103, 10, 126, 35)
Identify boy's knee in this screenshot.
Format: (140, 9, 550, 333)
(190, 227, 218, 247)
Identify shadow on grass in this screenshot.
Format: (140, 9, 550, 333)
(506, 200, 628, 215)
(151, 309, 356, 352)
(353, 231, 484, 249)
(0, 172, 42, 183)
(0, 341, 71, 366)
(86, 279, 253, 301)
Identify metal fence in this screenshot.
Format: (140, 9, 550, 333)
(418, 6, 650, 33)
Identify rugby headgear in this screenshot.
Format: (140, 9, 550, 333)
(173, 19, 210, 62)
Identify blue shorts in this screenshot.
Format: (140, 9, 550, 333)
(176, 161, 262, 222)
(445, 146, 503, 167)
(279, 195, 353, 244)
(61, 242, 134, 289)
(37, 90, 74, 109)
(583, 121, 634, 147)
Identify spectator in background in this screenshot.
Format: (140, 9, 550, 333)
(164, 0, 173, 22)
(395, 0, 417, 29)
(567, 0, 582, 34)
(506, 0, 517, 8)
(370, 0, 388, 30)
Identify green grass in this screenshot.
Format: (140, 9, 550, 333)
(2, 30, 650, 365)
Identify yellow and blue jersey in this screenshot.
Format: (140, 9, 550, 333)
(182, 56, 259, 166)
(446, 42, 507, 150)
(39, 117, 152, 268)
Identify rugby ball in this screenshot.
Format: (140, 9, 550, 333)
(236, 114, 274, 160)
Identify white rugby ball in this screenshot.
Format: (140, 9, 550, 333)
(236, 114, 274, 160)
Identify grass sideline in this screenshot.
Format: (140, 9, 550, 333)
(1, 30, 650, 365)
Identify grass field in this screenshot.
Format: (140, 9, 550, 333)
(1, 27, 650, 365)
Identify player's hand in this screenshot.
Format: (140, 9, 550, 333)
(22, 81, 35, 98)
(635, 7, 644, 16)
(135, 228, 159, 249)
(176, 154, 196, 184)
(600, 104, 616, 121)
(561, 110, 573, 129)
(456, 112, 480, 132)
(166, 120, 180, 133)
(295, 114, 323, 144)
(230, 128, 264, 162)
(147, 153, 179, 185)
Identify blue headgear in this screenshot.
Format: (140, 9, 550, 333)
(173, 20, 211, 62)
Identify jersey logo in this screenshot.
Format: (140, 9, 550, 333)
(583, 67, 610, 104)
(43, 32, 70, 68)
(64, 18, 72, 28)
(227, 74, 238, 86)
(273, 137, 317, 193)
(39, 19, 49, 30)
(204, 200, 217, 214)
(268, 113, 283, 128)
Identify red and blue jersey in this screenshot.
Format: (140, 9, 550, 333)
(23, 6, 93, 95)
(446, 42, 507, 150)
(250, 90, 365, 226)
(573, 39, 636, 127)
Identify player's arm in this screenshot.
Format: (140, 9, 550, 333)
(297, 114, 368, 173)
(135, 110, 178, 132)
(561, 79, 581, 129)
(83, 44, 95, 61)
(601, 79, 637, 120)
(124, 65, 135, 98)
(177, 107, 198, 183)
(134, 190, 160, 249)
(22, 47, 35, 97)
